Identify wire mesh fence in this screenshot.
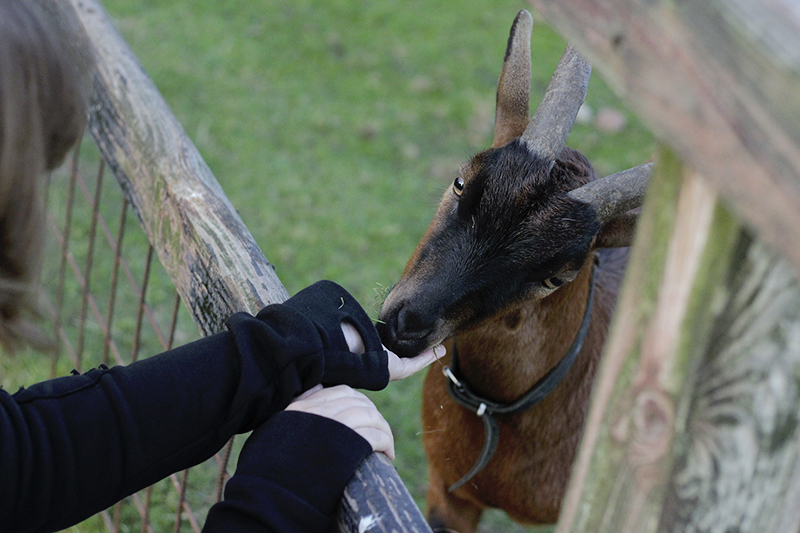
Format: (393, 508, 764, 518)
(42, 138, 236, 532)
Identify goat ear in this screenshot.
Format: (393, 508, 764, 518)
(594, 211, 639, 248)
(491, 10, 533, 149)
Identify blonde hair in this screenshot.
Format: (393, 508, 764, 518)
(0, 0, 90, 350)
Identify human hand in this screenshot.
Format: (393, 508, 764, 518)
(340, 322, 444, 381)
(287, 384, 396, 460)
(386, 343, 444, 381)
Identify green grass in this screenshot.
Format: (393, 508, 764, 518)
(1, 0, 656, 531)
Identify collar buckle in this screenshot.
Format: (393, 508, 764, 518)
(443, 366, 462, 387)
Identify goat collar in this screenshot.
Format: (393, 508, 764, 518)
(443, 259, 598, 493)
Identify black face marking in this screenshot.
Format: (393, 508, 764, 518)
(462, 143, 595, 262)
(403, 142, 600, 331)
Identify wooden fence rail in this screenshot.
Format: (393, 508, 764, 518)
(529, 0, 800, 273)
(49, 0, 431, 530)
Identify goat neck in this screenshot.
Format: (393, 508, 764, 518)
(452, 254, 597, 404)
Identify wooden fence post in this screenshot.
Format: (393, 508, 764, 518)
(557, 147, 800, 532)
(66, 0, 289, 334)
(522, 0, 800, 529)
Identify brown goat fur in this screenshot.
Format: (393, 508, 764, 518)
(422, 247, 627, 531)
(377, 10, 650, 532)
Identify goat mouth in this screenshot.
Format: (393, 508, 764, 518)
(377, 321, 439, 358)
(389, 337, 436, 359)
(384, 326, 452, 359)
(377, 299, 453, 356)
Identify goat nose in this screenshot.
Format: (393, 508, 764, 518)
(375, 310, 396, 347)
(378, 300, 437, 357)
(395, 302, 435, 341)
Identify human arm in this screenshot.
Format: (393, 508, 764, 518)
(201, 338, 445, 532)
(287, 384, 395, 460)
(0, 281, 389, 532)
(203, 385, 393, 532)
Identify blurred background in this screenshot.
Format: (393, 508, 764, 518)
(6, 0, 656, 531)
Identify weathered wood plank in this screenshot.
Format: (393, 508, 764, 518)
(524, 1, 800, 529)
(556, 147, 800, 532)
(336, 453, 433, 533)
(528, 0, 800, 274)
(69, 0, 289, 335)
(60, 0, 431, 530)
(663, 233, 800, 532)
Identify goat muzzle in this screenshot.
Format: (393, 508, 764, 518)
(377, 300, 443, 358)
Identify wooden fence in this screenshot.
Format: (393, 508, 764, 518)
(41, 0, 433, 530)
(526, 0, 800, 531)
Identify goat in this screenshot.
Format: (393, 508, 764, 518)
(376, 10, 651, 533)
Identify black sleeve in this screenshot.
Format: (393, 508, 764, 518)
(202, 411, 373, 533)
(230, 279, 389, 401)
(0, 280, 388, 532)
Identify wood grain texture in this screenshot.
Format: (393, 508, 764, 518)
(528, 0, 800, 274)
(70, 0, 289, 335)
(557, 148, 800, 532)
(522, 3, 800, 529)
(336, 453, 433, 533)
(663, 234, 800, 533)
(557, 149, 724, 533)
(61, 0, 429, 530)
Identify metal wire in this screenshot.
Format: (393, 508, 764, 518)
(42, 142, 231, 532)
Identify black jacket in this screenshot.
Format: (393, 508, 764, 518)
(0, 281, 389, 532)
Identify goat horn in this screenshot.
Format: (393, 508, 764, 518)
(567, 163, 653, 223)
(491, 10, 533, 148)
(520, 46, 591, 166)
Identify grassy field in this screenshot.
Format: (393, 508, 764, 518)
(2, 0, 655, 531)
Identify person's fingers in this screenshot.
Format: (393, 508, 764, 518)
(339, 404, 393, 436)
(288, 395, 375, 419)
(290, 383, 368, 404)
(337, 405, 395, 460)
(355, 427, 395, 460)
(387, 344, 446, 381)
(292, 383, 324, 402)
(287, 385, 367, 414)
(285, 385, 395, 459)
(340, 321, 365, 354)
(341, 320, 445, 381)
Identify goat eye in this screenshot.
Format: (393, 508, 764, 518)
(453, 177, 465, 196)
(543, 277, 564, 290)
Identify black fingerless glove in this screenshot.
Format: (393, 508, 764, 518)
(225, 280, 389, 427)
(280, 280, 388, 390)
